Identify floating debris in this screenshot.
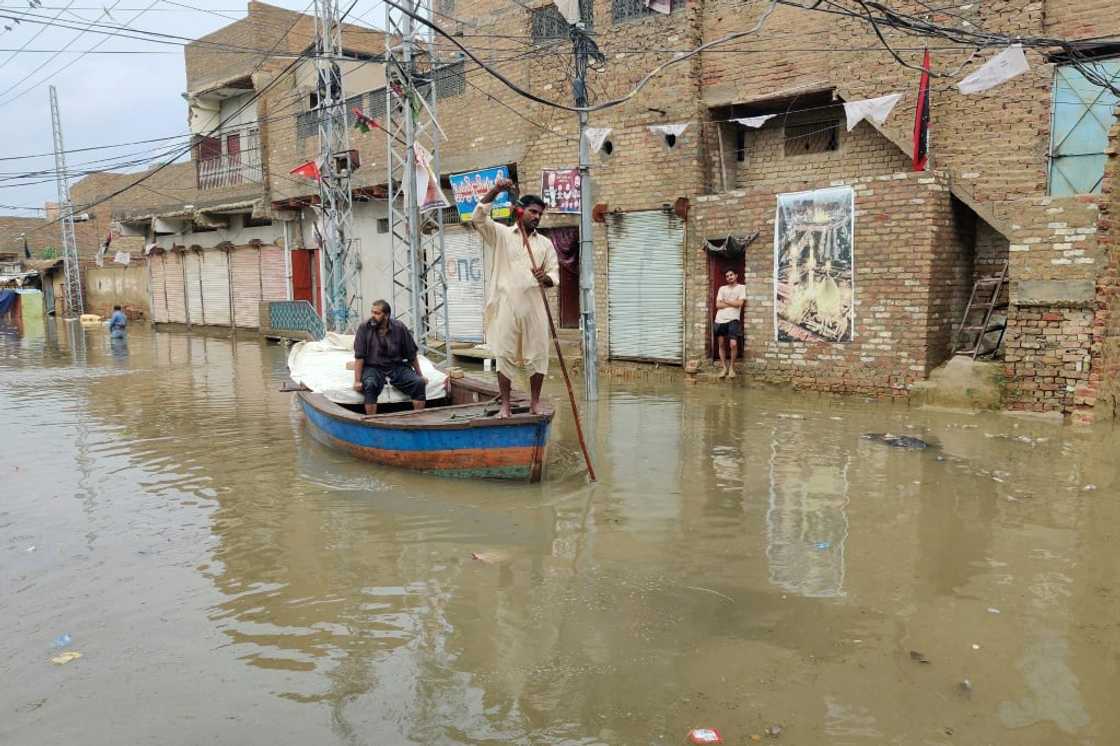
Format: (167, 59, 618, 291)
(909, 650, 931, 664)
(50, 634, 72, 649)
(688, 728, 722, 744)
(765, 723, 783, 738)
(863, 433, 929, 449)
(50, 651, 82, 665)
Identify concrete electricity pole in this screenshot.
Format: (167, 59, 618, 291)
(572, 24, 600, 401)
(49, 85, 83, 319)
(313, 0, 360, 332)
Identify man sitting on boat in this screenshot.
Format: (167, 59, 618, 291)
(352, 300, 428, 415)
(472, 177, 559, 418)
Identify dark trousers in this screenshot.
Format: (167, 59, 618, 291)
(361, 363, 426, 404)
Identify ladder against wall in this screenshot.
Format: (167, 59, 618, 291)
(953, 261, 1009, 360)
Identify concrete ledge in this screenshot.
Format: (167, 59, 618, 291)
(1011, 279, 1097, 307)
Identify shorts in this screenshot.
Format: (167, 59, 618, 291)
(361, 363, 426, 404)
(713, 319, 742, 339)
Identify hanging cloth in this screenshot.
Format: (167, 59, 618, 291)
(584, 127, 612, 153)
(732, 114, 776, 129)
(546, 226, 580, 273)
(957, 45, 1029, 94)
(843, 93, 903, 131)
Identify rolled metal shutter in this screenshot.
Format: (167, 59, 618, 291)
(606, 209, 685, 363)
(200, 250, 231, 326)
(259, 245, 288, 301)
(184, 251, 204, 325)
(443, 227, 486, 342)
(149, 255, 169, 323)
(229, 246, 261, 328)
(165, 251, 187, 324)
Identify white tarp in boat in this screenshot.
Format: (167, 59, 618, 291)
(288, 332, 449, 405)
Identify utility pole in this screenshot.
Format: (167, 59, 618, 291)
(49, 85, 83, 319)
(572, 24, 599, 401)
(384, 0, 450, 362)
(314, 0, 360, 332)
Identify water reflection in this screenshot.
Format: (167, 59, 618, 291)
(766, 416, 849, 598)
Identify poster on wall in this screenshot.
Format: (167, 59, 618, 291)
(541, 168, 581, 213)
(773, 186, 855, 343)
(449, 166, 511, 222)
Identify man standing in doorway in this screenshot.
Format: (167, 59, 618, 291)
(352, 299, 428, 415)
(714, 269, 745, 378)
(472, 177, 559, 417)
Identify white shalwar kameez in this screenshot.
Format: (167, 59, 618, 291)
(471, 201, 559, 383)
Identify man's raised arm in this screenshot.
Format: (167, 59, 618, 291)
(470, 177, 512, 245)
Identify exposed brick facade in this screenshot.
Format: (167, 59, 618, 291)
(91, 0, 1120, 418)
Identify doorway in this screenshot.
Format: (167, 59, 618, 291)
(291, 248, 321, 314)
(542, 226, 580, 329)
(707, 246, 746, 361)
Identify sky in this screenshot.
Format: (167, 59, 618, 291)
(0, 0, 386, 217)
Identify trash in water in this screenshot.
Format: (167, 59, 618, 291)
(765, 724, 783, 737)
(909, 650, 931, 664)
(987, 608, 1000, 615)
(470, 551, 511, 564)
(813, 541, 831, 551)
(971, 643, 981, 650)
(50, 651, 82, 665)
(1083, 484, 1097, 492)
(26, 545, 36, 552)
(687, 728, 722, 744)
(51, 634, 72, 648)
(862, 433, 929, 449)
(958, 679, 973, 698)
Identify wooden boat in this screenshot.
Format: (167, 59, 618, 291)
(295, 375, 554, 482)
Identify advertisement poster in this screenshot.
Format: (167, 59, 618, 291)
(449, 166, 511, 222)
(541, 168, 581, 214)
(773, 186, 855, 343)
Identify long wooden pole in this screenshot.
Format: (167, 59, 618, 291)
(517, 225, 597, 482)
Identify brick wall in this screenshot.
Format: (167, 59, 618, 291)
(689, 171, 964, 396)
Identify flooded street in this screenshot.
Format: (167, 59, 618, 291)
(3, 322, 1119, 745)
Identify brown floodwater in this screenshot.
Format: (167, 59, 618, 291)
(2, 320, 1118, 745)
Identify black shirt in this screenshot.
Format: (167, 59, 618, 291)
(354, 318, 419, 368)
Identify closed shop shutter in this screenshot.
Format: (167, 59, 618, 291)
(200, 250, 231, 326)
(229, 246, 261, 328)
(606, 209, 685, 363)
(443, 227, 486, 342)
(149, 255, 169, 323)
(259, 245, 288, 301)
(184, 251, 204, 325)
(165, 251, 188, 324)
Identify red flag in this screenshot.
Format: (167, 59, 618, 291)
(290, 160, 321, 181)
(913, 49, 931, 171)
(352, 107, 380, 134)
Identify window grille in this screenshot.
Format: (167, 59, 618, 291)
(612, 0, 684, 23)
(532, 0, 593, 42)
(435, 61, 465, 99)
(784, 120, 839, 156)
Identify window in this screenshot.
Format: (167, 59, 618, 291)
(612, 0, 685, 23)
(784, 119, 839, 156)
(296, 110, 318, 140)
(1049, 59, 1120, 195)
(244, 215, 272, 228)
(366, 87, 387, 122)
(377, 218, 389, 234)
(532, 0, 592, 42)
(195, 135, 221, 162)
(436, 0, 455, 13)
(435, 61, 465, 99)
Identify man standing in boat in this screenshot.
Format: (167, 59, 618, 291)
(352, 299, 427, 415)
(472, 177, 559, 418)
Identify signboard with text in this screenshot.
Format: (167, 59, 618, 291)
(449, 166, 511, 222)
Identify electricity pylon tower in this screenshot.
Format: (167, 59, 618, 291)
(384, 0, 450, 360)
(314, 0, 360, 332)
(49, 85, 83, 319)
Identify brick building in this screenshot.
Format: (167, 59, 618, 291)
(97, 0, 1120, 420)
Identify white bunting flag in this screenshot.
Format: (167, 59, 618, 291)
(584, 126, 613, 153)
(732, 114, 777, 129)
(957, 44, 1029, 94)
(648, 123, 689, 138)
(843, 93, 903, 131)
(113, 250, 131, 266)
(555, 0, 580, 24)
(643, 0, 671, 13)
(413, 144, 450, 212)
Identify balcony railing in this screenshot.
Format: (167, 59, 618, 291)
(197, 147, 263, 191)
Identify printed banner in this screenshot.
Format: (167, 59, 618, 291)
(449, 166, 511, 222)
(773, 186, 855, 343)
(541, 168, 581, 214)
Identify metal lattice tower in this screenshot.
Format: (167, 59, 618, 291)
(385, 0, 450, 361)
(49, 86, 83, 319)
(314, 0, 360, 332)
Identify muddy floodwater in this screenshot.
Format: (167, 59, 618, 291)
(3, 322, 1119, 745)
